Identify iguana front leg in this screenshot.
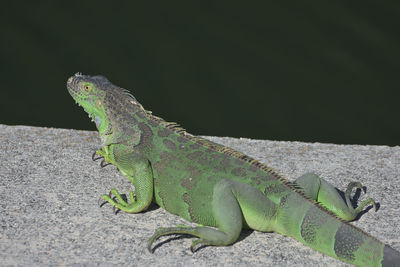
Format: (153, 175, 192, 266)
(100, 151, 154, 213)
(295, 173, 376, 221)
(147, 179, 278, 252)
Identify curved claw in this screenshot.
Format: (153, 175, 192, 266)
(98, 191, 113, 207)
(346, 181, 363, 193)
(190, 238, 206, 253)
(113, 205, 120, 214)
(354, 197, 377, 214)
(147, 239, 155, 253)
(100, 160, 111, 168)
(147, 226, 199, 253)
(106, 192, 121, 214)
(372, 201, 377, 212)
(360, 185, 366, 194)
(190, 241, 198, 253)
(98, 197, 106, 207)
(99, 189, 137, 214)
(92, 151, 103, 161)
(147, 227, 168, 253)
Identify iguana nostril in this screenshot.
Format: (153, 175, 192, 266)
(67, 76, 74, 84)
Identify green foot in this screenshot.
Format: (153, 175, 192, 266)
(345, 181, 377, 216)
(101, 188, 136, 213)
(147, 226, 200, 253)
(92, 147, 113, 167)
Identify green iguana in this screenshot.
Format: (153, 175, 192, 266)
(67, 73, 400, 266)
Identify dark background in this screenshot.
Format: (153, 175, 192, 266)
(1, 2, 399, 146)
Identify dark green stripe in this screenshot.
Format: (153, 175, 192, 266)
(334, 224, 366, 261)
(300, 206, 329, 244)
(382, 245, 400, 267)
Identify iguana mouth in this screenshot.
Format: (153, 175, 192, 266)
(66, 73, 95, 123)
(66, 72, 84, 96)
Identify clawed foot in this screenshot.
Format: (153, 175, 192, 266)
(92, 149, 111, 167)
(345, 181, 377, 214)
(190, 239, 205, 253)
(92, 150, 103, 161)
(99, 188, 136, 213)
(147, 226, 197, 253)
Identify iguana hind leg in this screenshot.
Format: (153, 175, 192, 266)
(147, 179, 277, 252)
(295, 173, 376, 221)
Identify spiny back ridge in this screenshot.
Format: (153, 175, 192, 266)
(129, 93, 380, 243)
(145, 109, 302, 193)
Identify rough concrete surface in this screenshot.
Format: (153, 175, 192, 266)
(0, 124, 399, 266)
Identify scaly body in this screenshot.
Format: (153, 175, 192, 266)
(67, 73, 400, 266)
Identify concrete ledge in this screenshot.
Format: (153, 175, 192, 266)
(1, 124, 399, 266)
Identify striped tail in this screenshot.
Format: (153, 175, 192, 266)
(381, 245, 400, 267)
(276, 193, 400, 266)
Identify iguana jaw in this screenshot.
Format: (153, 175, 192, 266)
(71, 96, 98, 126)
(67, 73, 106, 131)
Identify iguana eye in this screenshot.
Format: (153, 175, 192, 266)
(81, 82, 92, 92)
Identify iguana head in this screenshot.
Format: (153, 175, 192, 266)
(67, 73, 143, 145)
(67, 73, 110, 130)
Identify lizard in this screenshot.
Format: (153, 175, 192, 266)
(67, 73, 400, 266)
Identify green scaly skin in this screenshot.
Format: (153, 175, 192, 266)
(67, 73, 400, 266)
